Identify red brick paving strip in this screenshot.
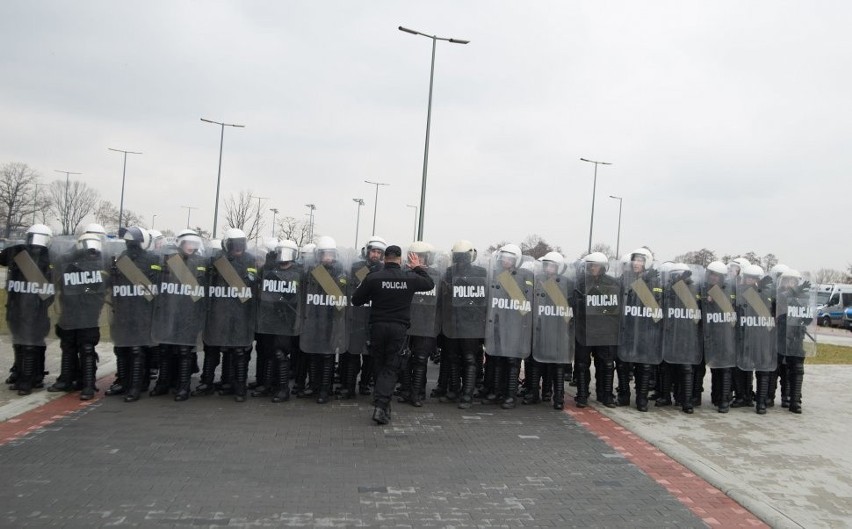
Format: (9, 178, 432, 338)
(0, 376, 111, 446)
(565, 407, 769, 528)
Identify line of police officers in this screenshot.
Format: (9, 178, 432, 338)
(2, 224, 815, 417)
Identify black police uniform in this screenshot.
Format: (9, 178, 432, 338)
(351, 248, 434, 424)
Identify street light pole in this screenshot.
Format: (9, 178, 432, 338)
(352, 198, 364, 249)
(305, 203, 316, 241)
(406, 204, 418, 241)
(108, 147, 142, 234)
(201, 118, 245, 239)
(151, 214, 157, 230)
(54, 169, 82, 235)
(364, 180, 389, 235)
(609, 195, 623, 258)
(249, 195, 269, 250)
(180, 205, 198, 229)
(269, 208, 278, 238)
(399, 25, 469, 241)
(580, 158, 612, 254)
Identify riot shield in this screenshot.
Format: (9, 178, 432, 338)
(440, 254, 488, 339)
(701, 274, 737, 368)
(151, 252, 207, 346)
(485, 254, 534, 358)
(1, 245, 56, 346)
(531, 261, 574, 363)
(661, 268, 703, 365)
(776, 280, 817, 358)
(300, 258, 349, 355)
(347, 259, 381, 355)
(618, 267, 663, 365)
(256, 263, 303, 336)
(108, 250, 158, 347)
(53, 245, 109, 331)
(736, 280, 777, 371)
(203, 252, 258, 347)
(577, 265, 621, 346)
(409, 266, 442, 338)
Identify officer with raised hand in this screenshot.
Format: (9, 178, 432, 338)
(352, 245, 434, 425)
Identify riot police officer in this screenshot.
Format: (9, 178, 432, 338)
(107, 227, 160, 402)
(701, 260, 738, 413)
(775, 269, 813, 414)
(351, 245, 434, 425)
(0, 224, 55, 395)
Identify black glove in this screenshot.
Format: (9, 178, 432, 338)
(759, 276, 774, 289)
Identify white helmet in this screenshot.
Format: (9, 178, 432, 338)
(743, 264, 765, 278)
(539, 251, 565, 274)
(451, 240, 477, 264)
(365, 235, 387, 253)
(669, 262, 690, 281)
(630, 247, 654, 268)
(276, 240, 299, 263)
(706, 260, 728, 276)
(176, 229, 202, 254)
(147, 229, 164, 250)
(264, 237, 280, 254)
(408, 241, 434, 266)
(222, 227, 248, 254)
(769, 263, 790, 279)
(84, 223, 107, 237)
(731, 257, 751, 269)
(497, 243, 522, 268)
(584, 251, 609, 270)
(780, 268, 802, 280)
(300, 243, 316, 258)
(25, 224, 52, 248)
(76, 232, 103, 253)
(315, 236, 337, 261)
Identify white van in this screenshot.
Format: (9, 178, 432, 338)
(817, 284, 852, 327)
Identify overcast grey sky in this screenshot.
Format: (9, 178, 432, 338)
(1, 1, 849, 272)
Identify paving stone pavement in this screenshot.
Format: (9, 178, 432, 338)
(0, 384, 711, 528)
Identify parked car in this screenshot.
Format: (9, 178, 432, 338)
(818, 285, 852, 328)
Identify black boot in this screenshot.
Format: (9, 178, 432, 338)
(218, 350, 234, 395)
(233, 349, 249, 402)
(655, 363, 673, 406)
(252, 353, 275, 397)
(440, 349, 461, 403)
(411, 358, 427, 407)
(8, 345, 22, 388)
(338, 354, 354, 400)
(718, 368, 732, 413)
(483, 357, 503, 404)
(767, 366, 779, 408)
(79, 345, 98, 401)
(124, 348, 146, 402)
(149, 347, 173, 397)
(780, 362, 790, 408)
(522, 360, 541, 405)
(16, 347, 36, 396)
(271, 350, 291, 403)
(174, 348, 193, 402)
(105, 349, 129, 396)
(541, 364, 553, 402)
(635, 364, 652, 412)
(316, 354, 333, 404)
(192, 350, 219, 396)
(552, 364, 565, 410)
(431, 349, 448, 398)
(48, 344, 79, 392)
(788, 362, 804, 414)
(600, 361, 616, 408)
(755, 371, 769, 415)
(616, 361, 632, 406)
(681, 365, 694, 414)
(501, 360, 520, 409)
(574, 363, 589, 408)
(457, 351, 476, 409)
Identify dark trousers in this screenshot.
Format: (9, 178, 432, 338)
(370, 322, 409, 410)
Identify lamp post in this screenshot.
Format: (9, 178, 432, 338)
(580, 158, 612, 254)
(108, 147, 142, 234)
(352, 198, 364, 249)
(609, 195, 623, 258)
(364, 180, 389, 235)
(249, 194, 269, 249)
(406, 204, 418, 241)
(270, 208, 278, 238)
(32, 182, 40, 224)
(151, 214, 157, 230)
(54, 170, 82, 235)
(399, 25, 469, 241)
(305, 203, 316, 241)
(180, 205, 198, 229)
(200, 117, 245, 239)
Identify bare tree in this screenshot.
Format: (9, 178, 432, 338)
(520, 234, 561, 259)
(486, 241, 511, 254)
(0, 162, 41, 237)
(47, 179, 99, 235)
(94, 199, 144, 233)
(673, 248, 718, 266)
(223, 191, 263, 241)
(761, 253, 779, 270)
(578, 243, 616, 260)
(814, 268, 847, 284)
(277, 216, 312, 247)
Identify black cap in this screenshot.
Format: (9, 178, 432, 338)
(385, 245, 402, 257)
